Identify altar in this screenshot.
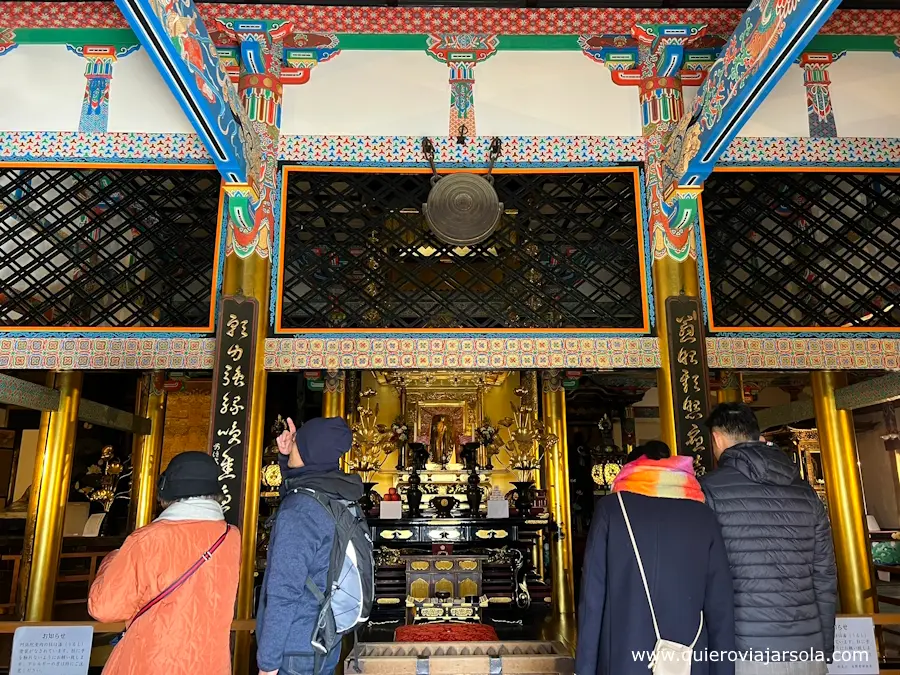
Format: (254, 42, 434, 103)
(355, 371, 555, 631)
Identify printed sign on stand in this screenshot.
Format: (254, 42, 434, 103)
(827, 617, 879, 674)
(11, 625, 93, 675)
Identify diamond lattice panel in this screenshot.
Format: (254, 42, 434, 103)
(702, 172, 900, 329)
(0, 168, 220, 329)
(280, 171, 644, 330)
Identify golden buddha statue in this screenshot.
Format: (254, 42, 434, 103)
(429, 415, 455, 465)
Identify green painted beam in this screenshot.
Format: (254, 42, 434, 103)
(9, 28, 897, 54)
(804, 34, 898, 52)
(13, 28, 140, 48)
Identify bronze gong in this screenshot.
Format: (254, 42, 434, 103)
(423, 173, 503, 247)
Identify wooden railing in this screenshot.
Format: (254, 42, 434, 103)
(0, 551, 109, 615)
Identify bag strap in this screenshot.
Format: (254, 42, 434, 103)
(617, 492, 661, 641)
(617, 492, 704, 648)
(131, 523, 231, 625)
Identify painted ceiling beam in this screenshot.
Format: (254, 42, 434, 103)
(757, 372, 900, 430)
(662, 0, 841, 196)
(113, 0, 260, 193)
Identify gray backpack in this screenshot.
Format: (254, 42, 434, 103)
(290, 487, 375, 664)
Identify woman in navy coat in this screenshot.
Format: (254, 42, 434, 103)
(575, 441, 736, 675)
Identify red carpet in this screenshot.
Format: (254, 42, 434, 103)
(395, 623, 499, 642)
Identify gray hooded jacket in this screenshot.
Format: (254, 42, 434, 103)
(701, 441, 837, 658)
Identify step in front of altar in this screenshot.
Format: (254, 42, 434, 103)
(345, 640, 574, 674)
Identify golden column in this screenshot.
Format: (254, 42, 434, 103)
(541, 370, 574, 615)
(717, 371, 744, 404)
(636, 26, 707, 452)
(226, 241, 270, 675)
(20, 371, 83, 620)
(130, 371, 167, 530)
(227, 24, 286, 675)
(323, 370, 347, 419)
(811, 371, 875, 615)
(323, 371, 349, 471)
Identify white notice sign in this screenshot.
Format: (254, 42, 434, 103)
(827, 617, 879, 674)
(11, 625, 93, 675)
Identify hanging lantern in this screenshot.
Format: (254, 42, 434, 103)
(591, 414, 627, 492)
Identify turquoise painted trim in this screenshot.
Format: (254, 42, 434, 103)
(114, 0, 253, 186)
(672, 0, 843, 190)
(12, 29, 897, 53)
(638, 167, 655, 330)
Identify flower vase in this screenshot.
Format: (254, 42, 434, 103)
(406, 469, 423, 518)
(512, 480, 536, 515)
(359, 481, 378, 516)
(481, 443, 493, 470)
(466, 467, 482, 517)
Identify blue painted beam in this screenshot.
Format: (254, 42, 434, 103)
(663, 0, 841, 195)
(114, 0, 260, 191)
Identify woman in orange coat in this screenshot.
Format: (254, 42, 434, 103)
(89, 452, 241, 675)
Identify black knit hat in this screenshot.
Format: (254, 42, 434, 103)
(158, 451, 223, 502)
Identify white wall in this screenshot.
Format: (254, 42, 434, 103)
(475, 51, 641, 136)
(0, 45, 85, 132)
(4, 43, 900, 142)
(831, 52, 900, 138)
(737, 64, 809, 138)
(108, 49, 194, 133)
(855, 411, 900, 530)
(280, 51, 448, 136)
(12, 429, 38, 501)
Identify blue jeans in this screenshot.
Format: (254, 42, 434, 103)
(280, 646, 342, 675)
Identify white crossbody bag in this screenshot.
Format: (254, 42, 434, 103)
(618, 492, 703, 675)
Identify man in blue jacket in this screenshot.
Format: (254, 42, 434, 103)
(257, 416, 364, 675)
(702, 403, 837, 675)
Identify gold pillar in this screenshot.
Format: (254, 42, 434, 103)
(523, 371, 542, 489)
(20, 371, 83, 621)
(811, 371, 875, 615)
(541, 370, 574, 615)
(225, 241, 270, 675)
(717, 371, 744, 404)
(653, 256, 701, 452)
(130, 371, 167, 530)
(323, 371, 348, 471)
(323, 370, 347, 418)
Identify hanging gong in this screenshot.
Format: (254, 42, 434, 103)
(423, 173, 503, 247)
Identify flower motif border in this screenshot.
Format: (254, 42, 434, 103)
(707, 337, 900, 371)
(3, 133, 900, 168)
(3, 335, 898, 370)
(264, 336, 661, 370)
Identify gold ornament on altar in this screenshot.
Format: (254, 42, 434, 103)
(349, 389, 393, 482)
(493, 387, 557, 482)
(76, 445, 132, 513)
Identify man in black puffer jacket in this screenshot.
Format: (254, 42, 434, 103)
(702, 403, 837, 675)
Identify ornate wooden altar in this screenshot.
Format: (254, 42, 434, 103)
(370, 515, 551, 622)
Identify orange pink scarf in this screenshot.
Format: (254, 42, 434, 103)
(611, 455, 705, 503)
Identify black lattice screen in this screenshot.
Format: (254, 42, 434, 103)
(280, 171, 643, 330)
(702, 171, 900, 329)
(0, 168, 221, 329)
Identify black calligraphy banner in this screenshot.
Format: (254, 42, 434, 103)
(665, 296, 713, 474)
(208, 296, 258, 526)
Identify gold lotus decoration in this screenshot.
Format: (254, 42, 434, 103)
(492, 387, 557, 482)
(76, 445, 132, 512)
(349, 389, 393, 482)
